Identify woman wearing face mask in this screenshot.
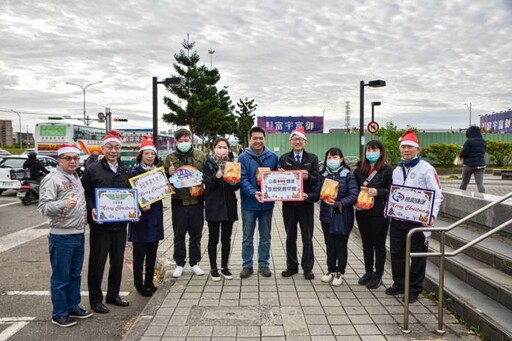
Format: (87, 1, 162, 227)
(307, 147, 359, 287)
(354, 140, 393, 290)
(203, 137, 240, 281)
(128, 136, 164, 297)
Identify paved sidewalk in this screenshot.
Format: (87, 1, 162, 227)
(125, 195, 486, 340)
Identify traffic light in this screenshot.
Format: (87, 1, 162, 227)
(48, 116, 63, 120)
(113, 118, 128, 122)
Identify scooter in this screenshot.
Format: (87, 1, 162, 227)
(17, 179, 40, 205)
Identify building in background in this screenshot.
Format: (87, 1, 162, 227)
(15, 132, 34, 147)
(0, 120, 14, 146)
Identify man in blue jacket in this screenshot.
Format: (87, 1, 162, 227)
(238, 126, 278, 278)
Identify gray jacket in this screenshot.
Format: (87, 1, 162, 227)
(38, 166, 87, 235)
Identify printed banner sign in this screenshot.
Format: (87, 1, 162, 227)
(257, 116, 323, 134)
(261, 170, 303, 202)
(169, 165, 203, 189)
(129, 167, 175, 206)
(95, 188, 139, 223)
(385, 184, 435, 224)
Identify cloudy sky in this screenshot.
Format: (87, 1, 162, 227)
(1, 0, 511, 134)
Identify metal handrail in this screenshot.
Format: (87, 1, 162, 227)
(402, 191, 512, 334)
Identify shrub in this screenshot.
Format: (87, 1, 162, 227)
(420, 143, 461, 167)
(486, 140, 512, 166)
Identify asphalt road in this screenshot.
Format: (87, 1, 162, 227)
(0, 191, 151, 341)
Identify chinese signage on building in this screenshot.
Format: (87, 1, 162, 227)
(480, 110, 512, 133)
(257, 116, 323, 134)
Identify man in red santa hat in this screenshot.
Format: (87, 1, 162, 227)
(385, 130, 444, 303)
(81, 130, 132, 313)
(278, 126, 319, 280)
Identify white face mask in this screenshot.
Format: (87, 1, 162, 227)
(177, 142, 191, 153)
(214, 148, 228, 158)
(326, 159, 341, 170)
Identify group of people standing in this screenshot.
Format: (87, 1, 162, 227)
(37, 124, 444, 328)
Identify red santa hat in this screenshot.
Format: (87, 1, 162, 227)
(57, 143, 81, 156)
(399, 130, 419, 148)
(139, 136, 157, 153)
(289, 126, 307, 140)
(101, 130, 124, 146)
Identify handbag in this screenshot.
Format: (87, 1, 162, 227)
(454, 155, 463, 166)
(355, 170, 377, 210)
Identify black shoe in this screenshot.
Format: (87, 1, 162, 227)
(240, 267, 253, 278)
(403, 293, 419, 304)
(358, 272, 374, 285)
(366, 274, 383, 289)
(136, 286, 153, 297)
(68, 307, 93, 319)
(210, 269, 221, 281)
(220, 268, 233, 279)
(146, 284, 158, 293)
(385, 285, 404, 296)
(106, 297, 130, 307)
(259, 267, 272, 277)
(304, 271, 315, 280)
(52, 315, 77, 327)
(281, 269, 298, 277)
(91, 302, 109, 314)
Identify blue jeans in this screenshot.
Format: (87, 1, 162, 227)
(49, 233, 85, 318)
(242, 209, 273, 268)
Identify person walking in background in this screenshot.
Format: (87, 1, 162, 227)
(386, 130, 444, 303)
(164, 128, 206, 278)
(128, 136, 164, 297)
(459, 125, 486, 193)
(203, 137, 240, 281)
(238, 127, 278, 278)
(81, 130, 131, 314)
(84, 151, 99, 169)
(278, 127, 319, 280)
(39, 144, 92, 327)
(354, 140, 393, 290)
(307, 147, 359, 287)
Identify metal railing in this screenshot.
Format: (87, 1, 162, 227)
(402, 191, 512, 334)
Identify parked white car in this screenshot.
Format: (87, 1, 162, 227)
(0, 155, 58, 195)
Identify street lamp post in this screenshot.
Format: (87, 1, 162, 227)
(359, 80, 386, 157)
(66, 81, 103, 126)
(152, 77, 184, 148)
(465, 103, 472, 127)
(208, 48, 215, 70)
(371, 101, 381, 122)
(10, 109, 22, 150)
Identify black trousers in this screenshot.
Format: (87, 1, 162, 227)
(389, 219, 428, 295)
(283, 203, 315, 272)
(132, 241, 159, 289)
(171, 204, 204, 267)
(207, 221, 233, 270)
(88, 228, 127, 305)
(321, 223, 349, 273)
(355, 213, 389, 276)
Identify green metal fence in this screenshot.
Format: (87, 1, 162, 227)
(265, 133, 512, 159)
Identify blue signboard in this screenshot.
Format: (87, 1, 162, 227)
(257, 116, 323, 134)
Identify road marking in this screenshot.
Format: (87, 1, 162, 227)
(0, 201, 21, 208)
(0, 222, 49, 254)
(0, 317, 35, 341)
(1, 291, 130, 297)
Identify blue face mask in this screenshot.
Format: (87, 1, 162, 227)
(326, 159, 341, 170)
(366, 152, 380, 163)
(177, 142, 191, 153)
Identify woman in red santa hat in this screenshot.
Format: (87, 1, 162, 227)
(128, 136, 164, 296)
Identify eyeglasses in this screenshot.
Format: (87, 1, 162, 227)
(104, 145, 122, 151)
(290, 137, 305, 142)
(60, 156, 80, 162)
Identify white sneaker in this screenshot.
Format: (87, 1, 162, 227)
(321, 272, 335, 283)
(331, 272, 343, 287)
(192, 265, 205, 276)
(173, 265, 184, 278)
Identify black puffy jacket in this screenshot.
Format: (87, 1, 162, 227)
(460, 126, 486, 167)
(203, 157, 239, 223)
(354, 163, 393, 217)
